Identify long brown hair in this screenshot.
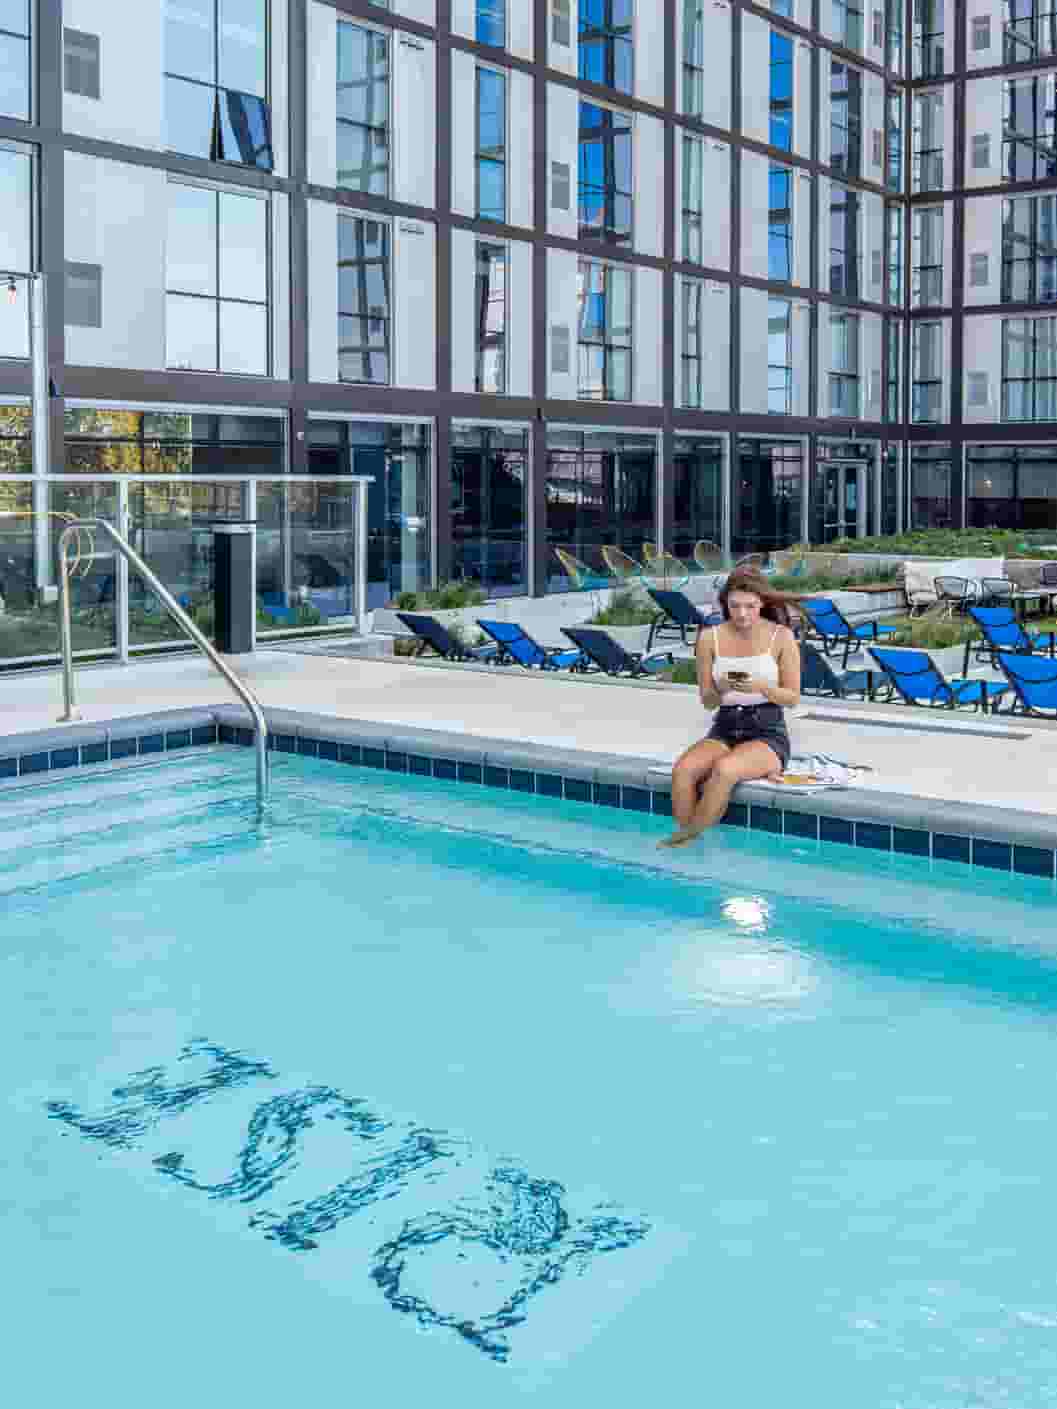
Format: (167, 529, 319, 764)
(718, 568, 802, 628)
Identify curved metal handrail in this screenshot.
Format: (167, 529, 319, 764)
(56, 518, 269, 806)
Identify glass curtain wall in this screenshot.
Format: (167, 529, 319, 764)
(307, 420, 431, 609)
(673, 436, 723, 560)
(966, 445, 1057, 530)
(909, 442, 952, 527)
(733, 439, 803, 555)
(882, 443, 900, 534)
(451, 424, 527, 597)
(545, 429, 656, 588)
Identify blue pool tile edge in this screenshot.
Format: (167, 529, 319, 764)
(0, 704, 1054, 882)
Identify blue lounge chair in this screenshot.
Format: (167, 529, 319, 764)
(476, 618, 585, 671)
(561, 626, 674, 678)
(866, 645, 1009, 714)
(395, 612, 498, 663)
(964, 605, 1057, 673)
(645, 588, 722, 651)
(800, 641, 874, 700)
(995, 650, 1057, 719)
(799, 597, 898, 668)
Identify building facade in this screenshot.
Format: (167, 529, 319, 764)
(0, 0, 1055, 663)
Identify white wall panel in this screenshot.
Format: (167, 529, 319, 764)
(395, 0, 436, 24)
(963, 314, 1002, 423)
(451, 0, 476, 40)
(964, 194, 1002, 306)
(306, 2, 337, 188)
(865, 0, 886, 67)
(739, 286, 770, 413)
(740, 148, 771, 281)
(394, 32, 436, 208)
(965, 76, 1002, 188)
(272, 191, 290, 380)
(675, 0, 731, 130)
(634, 266, 662, 405)
(547, 81, 579, 239)
(508, 238, 533, 396)
(635, 0, 664, 106)
(509, 1, 533, 59)
(865, 190, 885, 303)
(816, 173, 830, 289)
(546, 246, 579, 400)
(64, 152, 166, 371)
(865, 71, 885, 185)
(451, 226, 477, 394)
(451, 48, 477, 216)
(794, 171, 813, 287)
(791, 300, 810, 415)
(864, 311, 884, 419)
(794, 36, 812, 160)
(549, 0, 578, 75)
(508, 68, 534, 229)
(943, 0, 957, 71)
(967, 0, 1000, 70)
(741, 12, 770, 145)
(270, 0, 289, 176)
(679, 279, 730, 410)
(635, 113, 664, 258)
(394, 218, 436, 390)
(63, 0, 163, 149)
(307, 199, 338, 383)
(705, 140, 731, 270)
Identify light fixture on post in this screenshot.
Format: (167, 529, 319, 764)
(6, 277, 16, 304)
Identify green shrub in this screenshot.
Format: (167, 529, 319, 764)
(393, 580, 488, 611)
(666, 658, 699, 685)
(830, 528, 1057, 560)
(586, 588, 657, 626)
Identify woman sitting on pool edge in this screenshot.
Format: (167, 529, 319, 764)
(660, 568, 801, 848)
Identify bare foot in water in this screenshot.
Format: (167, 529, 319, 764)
(658, 827, 703, 848)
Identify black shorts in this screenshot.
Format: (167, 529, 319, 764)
(708, 703, 791, 770)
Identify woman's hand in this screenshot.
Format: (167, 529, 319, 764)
(718, 673, 767, 695)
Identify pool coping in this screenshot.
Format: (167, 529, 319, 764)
(0, 704, 1054, 880)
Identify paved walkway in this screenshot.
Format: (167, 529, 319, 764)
(2, 646, 1055, 818)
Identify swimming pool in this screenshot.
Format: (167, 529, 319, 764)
(6, 749, 1057, 1407)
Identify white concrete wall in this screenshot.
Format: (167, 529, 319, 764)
(794, 170, 812, 288)
(272, 191, 290, 380)
(943, 0, 958, 71)
(64, 151, 166, 370)
(450, 225, 477, 394)
(964, 193, 1002, 307)
(270, 0, 289, 177)
(963, 314, 1002, 423)
(740, 148, 770, 281)
(546, 81, 579, 239)
(63, 0, 163, 149)
(635, 111, 663, 258)
(791, 300, 810, 415)
(451, 47, 477, 217)
(395, 0, 435, 24)
(635, 0, 664, 107)
(634, 264, 662, 405)
(394, 31, 436, 208)
(965, 75, 1002, 189)
(676, 277, 729, 410)
(508, 237, 532, 396)
(508, 67, 533, 230)
(549, 0, 578, 75)
(863, 310, 884, 419)
(864, 189, 885, 303)
(739, 286, 769, 414)
(740, 11, 770, 146)
(547, 246, 579, 400)
(865, 70, 886, 185)
(451, 0, 476, 41)
(865, 0, 886, 67)
(794, 35, 812, 161)
(509, 1, 533, 60)
(966, 0, 1000, 70)
(306, 3, 337, 188)
(307, 199, 338, 383)
(393, 217, 436, 389)
(676, 0, 731, 130)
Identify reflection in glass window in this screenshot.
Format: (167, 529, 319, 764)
(579, 0, 633, 94)
(166, 183, 270, 376)
(912, 90, 943, 191)
(1003, 75, 1057, 183)
(885, 317, 901, 421)
(734, 439, 803, 554)
(831, 0, 864, 50)
(682, 135, 704, 265)
(887, 200, 904, 304)
(577, 259, 632, 401)
(767, 298, 792, 414)
(451, 424, 527, 597)
(913, 0, 943, 75)
(829, 310, 861, 417)
(63, 409, 284, 475)
(338, 216, 390, 385)
(0, 0, 30, 120)
(830, 60, 862, 177)
(164, 0, 273, 169)
(681, 278, 704, 408)
(886, 89, 903, 190)
(1002, 195, 1057, 303)
(337, 22, 389, 196)
(545, 428, 656, 585)
(1002, 316, 1057, 420)
(886, 0, 903, 72)
(682, 0, 703, 118)
(769, 31, 793, 151)
(475, 241, 507, 394)
(829, 183, 861, 298)
(578, 102, 633, 244)
(477, 0, 506, 47)
(673, 436, 723, 559)
(1004, 0, 1057, 62)
(0, 145, 32, 360)
(476, 67, 506, 222)
(769, 166, 792, 282)
(912, 206, 943, 307)
(912, 320, 943, 422)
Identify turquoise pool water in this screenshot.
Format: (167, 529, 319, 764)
(5, 750, 1057, 1407)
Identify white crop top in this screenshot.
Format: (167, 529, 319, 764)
(711, 625, 781, 705)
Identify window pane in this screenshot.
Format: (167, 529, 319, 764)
(477, 158, 506, 221)
(606, 347, 631, 401)
(338, 315, 389, 384)
(218, 0, 267, 97)
(477, 0, 506, 46)
(0, 281, 29, 357)
(165, 0, 215, 84)
(167, 294, 218, 370)
(219, 299, 267, 374)
(337, 122, 389, 195)
(337, 24, 389, 125)
(0, 148, 32, 275)
(0, 31, 29, 120)
(219, 90, 273, 169)
(477, 69, 506, 155)
(218, 191, 268, 303)
(1035, 319, 1057, 377)
(167, 184, 217, 296)
(579, 343, 605, 398)
(165, 74, 215, 158)
(608, 270, 632, 344)
(1004, 319, 1031, 377)
(0, 1, 30, 32)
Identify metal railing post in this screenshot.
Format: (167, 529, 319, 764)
(56, 518, 270, 807)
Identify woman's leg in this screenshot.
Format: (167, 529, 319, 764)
(662, 739, 730, 841)
(661, 739, 783, 847)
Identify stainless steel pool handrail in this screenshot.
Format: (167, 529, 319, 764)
(56, 518, 269, 805)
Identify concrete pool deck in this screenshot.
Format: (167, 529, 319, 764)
(1, 642, 1055, 822)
